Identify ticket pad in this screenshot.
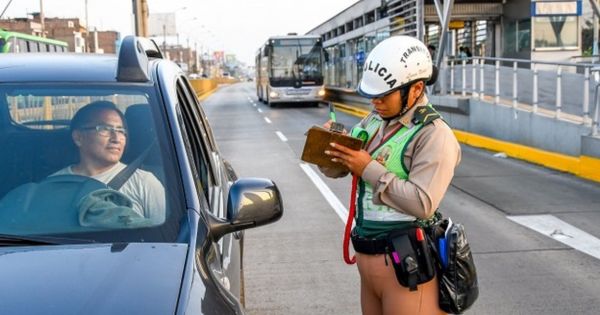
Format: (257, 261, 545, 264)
(301, 126, 363, 172)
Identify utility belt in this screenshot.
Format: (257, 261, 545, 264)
(352, 225, 436, 291)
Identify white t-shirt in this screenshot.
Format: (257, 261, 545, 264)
(53, 162, 166, 223)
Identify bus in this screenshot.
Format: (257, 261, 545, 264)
(255, 34, 326, 107)
(0, 29, 69, 53)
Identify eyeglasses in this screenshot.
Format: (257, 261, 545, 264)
(80, 124, 127, 137)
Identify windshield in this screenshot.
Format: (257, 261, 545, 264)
(270, 38, 323, 84)
(0, 84, 184, 244)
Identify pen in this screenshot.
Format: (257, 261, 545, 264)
(329, 102, 337, 122)
(328, 102, 344, 133)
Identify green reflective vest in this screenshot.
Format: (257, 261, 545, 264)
(352, 104, 441, 239)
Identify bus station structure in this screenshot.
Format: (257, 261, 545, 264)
(307, 0, 600, 183)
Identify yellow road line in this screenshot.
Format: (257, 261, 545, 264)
(334, 102, 600, 183)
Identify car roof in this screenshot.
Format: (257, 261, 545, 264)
(0, 53, 129, 83)
(0, 37, 167, 84)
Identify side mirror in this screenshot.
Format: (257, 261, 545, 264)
(208, 178, 283, 241)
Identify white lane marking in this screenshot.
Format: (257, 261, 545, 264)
(299, 163, 348, 223)
(258, 108, 263, 113)
(253, 103, 257, 107)
(508, 214, 600, 260)
(264, 117, 272, 124)
(275, 131, 288, 142)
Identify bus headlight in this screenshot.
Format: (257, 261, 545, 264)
(269, 91, 279, 98)
(318, 89, 326, 97)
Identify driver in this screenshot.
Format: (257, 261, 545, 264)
(52, 101, 166, 223)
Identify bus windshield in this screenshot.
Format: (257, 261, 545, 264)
(270, 38, 323, 83)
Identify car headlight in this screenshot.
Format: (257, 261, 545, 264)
(269, 91, 279, 98)
(318, 89, 326, 97)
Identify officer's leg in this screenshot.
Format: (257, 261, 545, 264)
(356, 253, 383, 315)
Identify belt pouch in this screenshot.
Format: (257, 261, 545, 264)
(387, 228, 435, 291)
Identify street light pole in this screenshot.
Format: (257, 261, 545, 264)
(39, 0, 45, 37)
(85, 0, 89, 52)
(163, 24, 166, 54)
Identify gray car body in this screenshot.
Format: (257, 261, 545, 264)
(0, 49, 265, 314)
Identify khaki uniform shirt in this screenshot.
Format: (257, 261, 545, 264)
(320, 95, 461, 220)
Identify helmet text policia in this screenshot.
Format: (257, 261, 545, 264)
(357, 36, 433, 99)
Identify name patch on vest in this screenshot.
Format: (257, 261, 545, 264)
(364, 61, 397, 89)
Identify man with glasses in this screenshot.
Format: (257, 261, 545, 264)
(53, 101, 166, 223)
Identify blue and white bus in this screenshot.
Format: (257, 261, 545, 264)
(255, 34, 326, 107)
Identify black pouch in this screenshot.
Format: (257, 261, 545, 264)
(386, 227, 435, 291)
(427, 219, 479, 314)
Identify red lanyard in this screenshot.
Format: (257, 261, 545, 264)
(366, 122, 403, 154)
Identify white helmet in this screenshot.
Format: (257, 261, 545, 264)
(357, 35, 433, 98)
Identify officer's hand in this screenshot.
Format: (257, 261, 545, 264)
(325, 142, 371, 176)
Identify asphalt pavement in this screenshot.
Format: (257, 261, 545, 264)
(202, 82, 600, 315)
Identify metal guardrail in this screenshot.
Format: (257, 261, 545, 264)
(438, 57, 600, 136)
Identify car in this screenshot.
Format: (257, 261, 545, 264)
(0, 36, 283, 314)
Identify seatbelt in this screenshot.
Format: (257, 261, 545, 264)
(108, 140, 156, 190)
(343, 175, 359, 265)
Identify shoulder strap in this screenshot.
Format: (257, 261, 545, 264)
(411, 105, 441, 126)
(108, 140, 156, 190)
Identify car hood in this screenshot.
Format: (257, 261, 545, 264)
(0, 242, 188, 315)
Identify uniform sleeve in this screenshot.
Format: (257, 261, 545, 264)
(361, 121, 461, 219)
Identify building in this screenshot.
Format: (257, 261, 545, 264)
(0, 14, 120, 54)
(307, 0, 592, 89)
(40, 16, 87, 53)
(0, 18, 43, 37)
(89, 30, 120, 54)
(163, 45, 198, 73)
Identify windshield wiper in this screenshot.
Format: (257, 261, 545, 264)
(0, 233, 96, 246)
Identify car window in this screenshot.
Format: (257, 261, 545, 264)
(180, 78, 219, 151)
(0, 84, 184, 243)
(176, 80, 214, 201)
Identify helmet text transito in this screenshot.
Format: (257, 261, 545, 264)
(357, 36, 433, 98)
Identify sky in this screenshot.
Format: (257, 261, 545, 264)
(1, 0, 358, 65)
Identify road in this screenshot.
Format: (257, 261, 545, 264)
(202, 82, 600, 315)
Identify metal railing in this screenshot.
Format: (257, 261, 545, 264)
(436, 56, 600, 135)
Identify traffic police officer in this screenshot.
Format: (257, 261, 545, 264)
(322, 35, 461, 315)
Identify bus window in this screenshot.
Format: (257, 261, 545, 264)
(0, 39, 5, 52)
(18, 39, 26, 53)
(27, 41, 39, 53)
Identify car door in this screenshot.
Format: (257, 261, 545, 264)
(175, 78, 242, 300)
